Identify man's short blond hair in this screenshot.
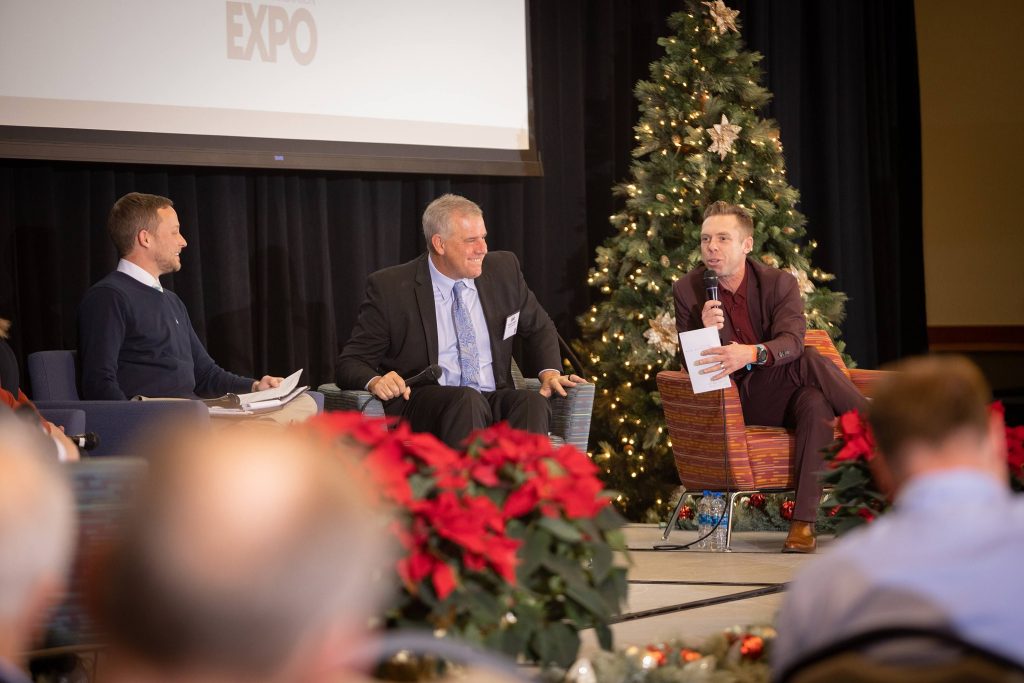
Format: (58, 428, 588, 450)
(703, 200, 754, 237)
(108, 192, 174, 258)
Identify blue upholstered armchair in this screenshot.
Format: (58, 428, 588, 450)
(27, 350, 210, 457)
(0, 339, 85, 436)
(317, 360, 595, 452)
(28, 350, 325, 457)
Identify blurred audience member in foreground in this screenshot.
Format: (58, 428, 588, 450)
(775, 355, 1024, 674)
(94, 424, 392, 683)
(0, 420, 77, 683)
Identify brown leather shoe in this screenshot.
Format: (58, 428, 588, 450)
(782, 521, 817, 553)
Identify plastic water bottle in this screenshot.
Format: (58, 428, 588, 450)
(709, 493, 729, 552)
(695, 491, 711, 549)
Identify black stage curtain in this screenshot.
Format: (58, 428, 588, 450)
(0, 1, 923, 393)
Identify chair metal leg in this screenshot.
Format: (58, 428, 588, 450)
(725, 491, 748, 551)
(719, 489, 759, 552)
(661, 488, 689, 541)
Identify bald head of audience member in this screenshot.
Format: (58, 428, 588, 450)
(0, 420, 76, 671)
(868, 354, 1007, 493)
(97, 425, 392, 683)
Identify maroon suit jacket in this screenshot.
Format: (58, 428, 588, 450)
(673, 258, 806, 393)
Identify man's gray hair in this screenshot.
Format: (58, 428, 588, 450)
(0, 419, 76, 619)
(422, 194, 483, 251)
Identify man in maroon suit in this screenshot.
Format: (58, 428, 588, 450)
(674, 201, 867, 552)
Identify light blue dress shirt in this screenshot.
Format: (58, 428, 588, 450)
(774, 469, 1024, 672)
(428, 256, 496, 392)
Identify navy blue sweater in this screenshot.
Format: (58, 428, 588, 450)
(78, 272, 254, 400)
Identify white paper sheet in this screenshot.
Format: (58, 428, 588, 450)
(678, 328, 732, 394)
(235, 369, 304, 404)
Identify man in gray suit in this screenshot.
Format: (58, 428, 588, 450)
(337, 194, 583, 448)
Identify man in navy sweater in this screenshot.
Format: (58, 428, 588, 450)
(79, 193, 282, 400)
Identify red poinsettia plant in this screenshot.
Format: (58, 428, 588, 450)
(308, 413, 629, 668)
(821, 402, 1024, 533)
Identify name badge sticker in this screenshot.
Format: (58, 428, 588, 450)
(503, 311, 520, 340)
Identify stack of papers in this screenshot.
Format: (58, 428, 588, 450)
(207, 369, 307, 415)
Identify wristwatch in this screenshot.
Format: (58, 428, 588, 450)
(755, 344, 768, 365)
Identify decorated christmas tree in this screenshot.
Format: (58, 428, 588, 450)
(576, 0, 849, 521)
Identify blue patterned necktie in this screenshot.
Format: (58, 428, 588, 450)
(451, 281, 481, 390)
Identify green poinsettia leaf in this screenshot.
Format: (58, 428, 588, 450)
(835, 464, 870, 490)
(566, 582, 615, 620)
(541, 555, 620, 617)
(589, 541, 613, 582)
(595, 622, 614, 651)
(538, 516, 584, 542)
(594, 503, 628, 532)
(541, 457, 566, 477)
(604, 528, 629, 553)
(573, 517, 601, 540)
(489, 624, 530, 661)
(541, 555, 590, 588)
(409, 473, 434, 499)
(462, 586, 504, 623)
(534, 622, 581, 669)
(518, 527, 552, 578)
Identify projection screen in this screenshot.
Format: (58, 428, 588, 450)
(0, 0, 540, 175)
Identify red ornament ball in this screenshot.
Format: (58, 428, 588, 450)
(740, 635, 765, 660)
(780, 500, 795, 520)
(749, 493, 767, 510)
(857, 507, 876, 523)
(681, 504, 695, 520)
(679, 648, 702, 663)
(644, 646, 667, 666)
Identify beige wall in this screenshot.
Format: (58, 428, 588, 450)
(916, 0, 1024, 326)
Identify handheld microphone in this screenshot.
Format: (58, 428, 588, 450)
(68, 433, 100, 451)
(404, 364, 443, 388)
(703, 270, 720, 302)
(13, 404, 99, 454)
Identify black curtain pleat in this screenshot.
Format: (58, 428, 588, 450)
(731, 0, 926, 366)
(0, 0, 923, 393)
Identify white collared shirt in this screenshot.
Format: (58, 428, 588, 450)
(117, 258, 163, 291)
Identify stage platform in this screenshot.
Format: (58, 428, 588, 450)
(578, 524, 837, 655)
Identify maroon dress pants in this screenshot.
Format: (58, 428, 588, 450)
(738, 347, 868, 521)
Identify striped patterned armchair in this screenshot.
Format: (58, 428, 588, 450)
(318, 359, 595, 452)
(656, 330, 886, 547)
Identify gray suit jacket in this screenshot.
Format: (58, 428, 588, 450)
(336, 251, 560, 404)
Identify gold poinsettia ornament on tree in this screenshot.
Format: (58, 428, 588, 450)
(643, 311, 679, 355)
(702, 0, 740, 34)
(707, 114, 742, 159)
